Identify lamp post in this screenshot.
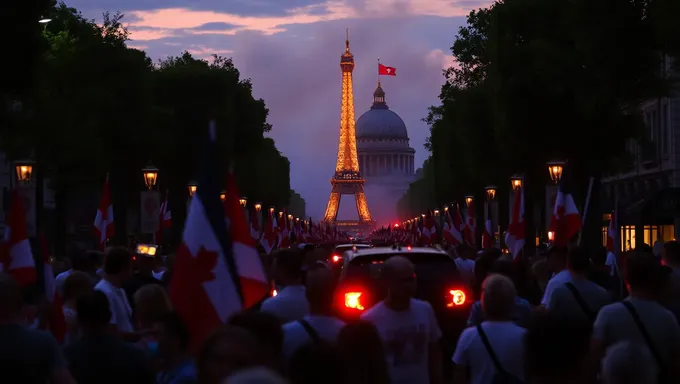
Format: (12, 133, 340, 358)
(14, 159, 35, 185)
(187, 181, 198, 197)
(545, 160, 564, 241)
(546, 160, 565, 185)
(219, 191, 226, 202)
(510, 174, 524, 192)
(485, 185, 499, 248)
(140, 163, 160, 242)
(239, 197, 248, 208)
(13, 159, 38, 238)
(465, 195, 474, 207)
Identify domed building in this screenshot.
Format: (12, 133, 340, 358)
(357, 82, 415, 225)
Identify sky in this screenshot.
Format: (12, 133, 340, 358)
(65, 0, 490, 220)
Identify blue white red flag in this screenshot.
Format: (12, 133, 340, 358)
(169, 120, 266, 353)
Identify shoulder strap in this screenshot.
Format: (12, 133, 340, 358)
(621, 301, 665, 368)
(564, 282, 595, 321)
(475, 324, 507, 375)
(298, 319, 321, 344)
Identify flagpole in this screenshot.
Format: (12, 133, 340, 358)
(577, 177, 595, 245)
(377, 58, 380, 85)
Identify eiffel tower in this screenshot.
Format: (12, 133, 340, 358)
(323, 30, 374, 232)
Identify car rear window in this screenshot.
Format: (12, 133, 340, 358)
(346, 252, 458, 279)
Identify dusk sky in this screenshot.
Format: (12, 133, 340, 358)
(65, 0, 488, 219)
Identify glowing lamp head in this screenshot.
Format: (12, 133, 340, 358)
(239, 197, 247, 207)
(510, 175, 523, 191)
(287, 214, 293, 220)
(485, 185, 497, 201)
(548, 231, 555, 242)
(433, 209, 440, 216)
(141, 162, 159, 190)
(465, 195, 474, 207)
(254, 203, 262, 211)
(219, 191, 226, 202)
(38, 18, 52, 24)
(14, 159, 34, 184)
(547, 160, 565, 184)
(269, 207, 275, 214)
(187, 181, 198, 197)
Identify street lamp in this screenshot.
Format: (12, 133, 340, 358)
(287, 214, 293, 220)
(14, 159, 35, 184)
(269, 207, 275, 214)
(187, 181, 198, 197)
(510, 174, 523, 191)
(485, 185, 497, 201)
(239, 197, 247, 208)
(141, 162, 159, 190)
(220, 191, 226, 202)
(38, 18, 52, 23)
(255, 203, 262, 212)
(433, 209, 440, 216)
(465, 195, 474, 207)
(278, 211, 284, 218)
(547, 160, 565, 184)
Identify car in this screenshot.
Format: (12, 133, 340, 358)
(328, 243, 372, 266)
(333, 245, 472, 359)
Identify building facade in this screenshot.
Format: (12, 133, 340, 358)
(601, 57, 680, 250)
(356, 82, 415, 226)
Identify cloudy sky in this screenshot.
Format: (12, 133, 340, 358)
(65, 0, 488, 220)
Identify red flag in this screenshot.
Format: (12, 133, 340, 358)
(505, 188, 525, 259)
(93, 175, 114, 250)
(0, 189, 36, 286)
(443, 204, 463, 246)
(378, 63, 396, 76)
(549, 167, 582, 247)
(40, 233, 67, 344)
(260, 211, 279, 254)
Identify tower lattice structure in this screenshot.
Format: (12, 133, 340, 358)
(323, 31, 373, 230)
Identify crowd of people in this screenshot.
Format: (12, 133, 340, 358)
(1, 240, 680, 384)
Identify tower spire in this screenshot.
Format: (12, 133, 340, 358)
(346, 28, 349, 51)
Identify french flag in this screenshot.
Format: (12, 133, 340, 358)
(40, 233, 67, 343)
(443, 204, 464, 246)
(260, 210, 279, 254)
(550, 165, 582, 247)
(505, 187, 525, 259)
(156, 190, 172, 245)
(169, 121, 268, 352)
(93, 175, 114, 250)
(250, 207, 261, 241)
(0, 189, 36, 286)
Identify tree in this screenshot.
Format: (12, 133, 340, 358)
(287, 190, 306, 219)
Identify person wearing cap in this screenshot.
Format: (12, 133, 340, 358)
(592, 252, 680, 382)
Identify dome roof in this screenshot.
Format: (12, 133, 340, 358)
(356, 83, 408, 140)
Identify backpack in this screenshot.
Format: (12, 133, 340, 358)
(476, 324, 524, 384)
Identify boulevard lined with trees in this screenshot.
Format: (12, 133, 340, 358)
(2, 2, 300, 247)
(399, 0, 680, 252)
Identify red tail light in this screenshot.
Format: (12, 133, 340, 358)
(447, 289, 467, 307)
(331, 254, 342, 263)
(344, 291, 365, 310)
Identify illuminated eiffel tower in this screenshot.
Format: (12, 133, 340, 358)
(322, 30, 374, 232)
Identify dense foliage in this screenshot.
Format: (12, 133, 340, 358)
(0, 2, 298, 244)
(400, 0, 680, 219)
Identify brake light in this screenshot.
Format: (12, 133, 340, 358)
(447, 289, 467, 307)
(344, 292, 365, 310)
(271, 289, 278, 297)
(407, 246, 412, 251)
(331, 254, 342, 263)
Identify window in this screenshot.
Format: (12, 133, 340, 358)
(643, 225, 674, 245)
(662, 104, 669, 155)
(621, 225, 636, 251)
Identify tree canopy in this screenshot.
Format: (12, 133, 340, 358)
(3, 2, 295, 244)
(400, 0, 678, 219)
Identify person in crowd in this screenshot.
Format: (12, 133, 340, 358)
(589, 247, 616, 295)
(540, 245, 570, 306)
(228, 312, 284, 372)
(281, 264, 345, 361)
(62, 271, 95, 345)
(0, 273, 76, 384)
(161, 253, 177, 286)
(64, 291, 154, 384)
(94, 246, 142, 340)
(155, 312, 196, 384)
(472, 251, 496, 299)
(288, 342, 344, 384)
(361, 256, 443, 384)
(545, 246, 611, 321)
(197, 325, 264, 384)
(260, 248, 309, 323)
(661, 240, 680, 322)
(467, 259, 533, 327)
(222, 367, 287, 384)
(153, 254, 169, 281)
(337, 320, 390, 384)
(134, 283, 173, 355)
(531, 258, 551, 295)
(525, 312, 592, 384)
(453, 274, 526, 384)
(124, 250, 163, 310)
(592, 251, 680, 382)
(601, 341, 658, 384)
(454, 244, 476, 286)
(56, 248, 97, 295)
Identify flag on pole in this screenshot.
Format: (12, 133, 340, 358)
(378, 63, 396, 76)
(0, 189, 36, 286)
(260, 210, 278, 254)
(505, 188, 525, 260)
(550, 165, 582, 247)
(169, 120, 265, 353)
(93, 175, 114, 250)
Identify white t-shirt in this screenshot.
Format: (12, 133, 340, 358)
(361, 299, 442, 384)
(94, 279, 134, 332)
(281, 315, 345, 360)
(55, 269, 73, 296)
(260, 285, 309, 323)
(541, 269, 572, 305)
(452, 321, 526, 384)
(605, 252, 619, 277)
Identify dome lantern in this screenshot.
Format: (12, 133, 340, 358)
(372, 81, 387, 109)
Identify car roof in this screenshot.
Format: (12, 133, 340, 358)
(342, 246, 450, 262)
(334, 243, 371, 249)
